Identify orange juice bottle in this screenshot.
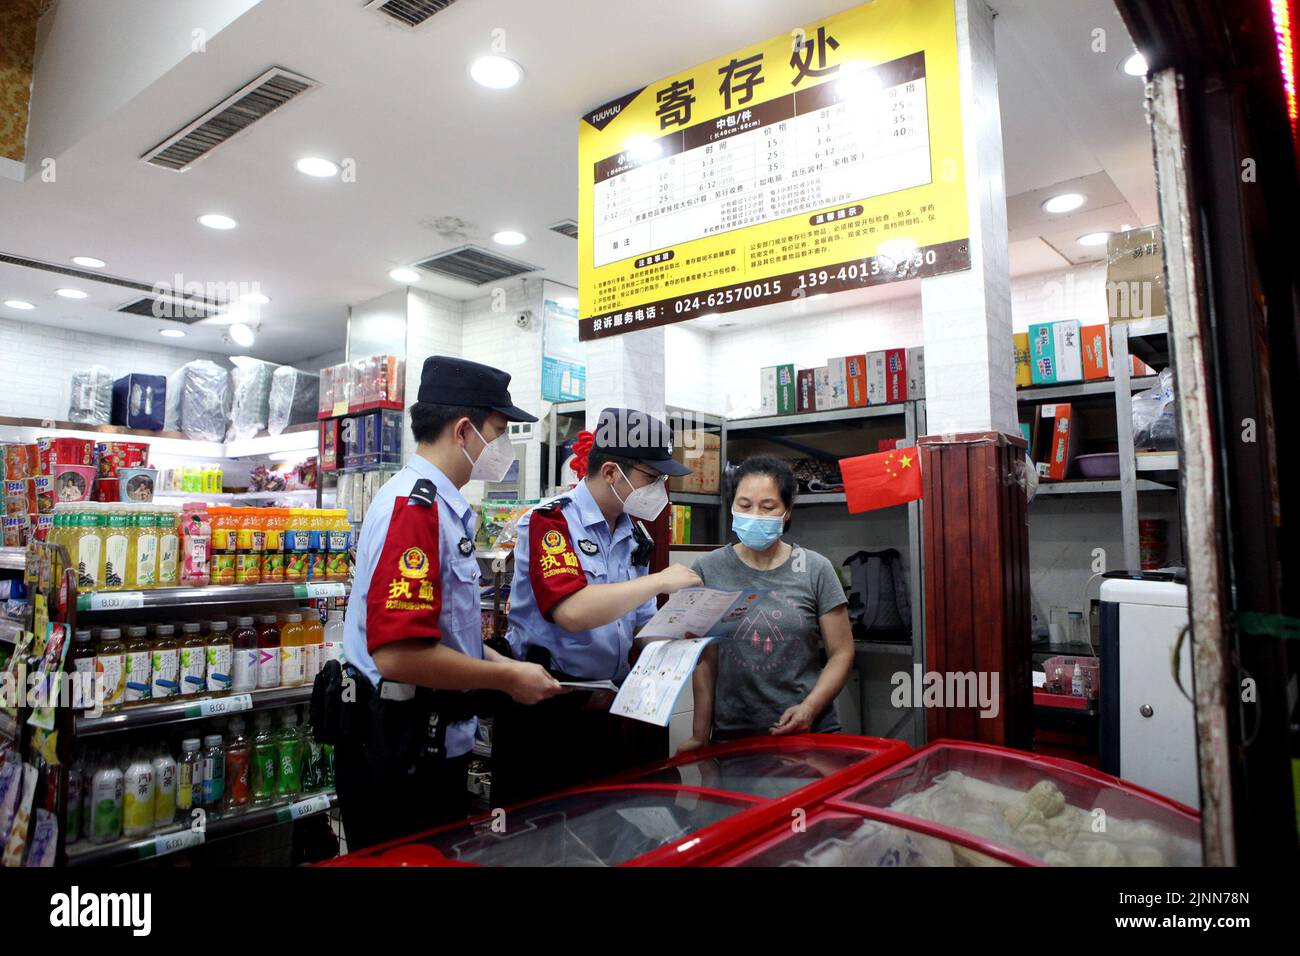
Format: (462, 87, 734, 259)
(261, 509, 286, 583)
(326, 510, 351, 581)
(210, 507, 236, 585)
(284, 509, 309, 583)
(234, 509, 262, 585)
(308, 510, 328, 581)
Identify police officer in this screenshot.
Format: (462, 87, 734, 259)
(492, 407, 702, 805)
(331, 356, 563, 850)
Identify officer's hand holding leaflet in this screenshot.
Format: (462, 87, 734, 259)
(373, 641, 563, 705)
(550, 562, 701, 633)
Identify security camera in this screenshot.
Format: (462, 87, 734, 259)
(516, 310, 534, 329)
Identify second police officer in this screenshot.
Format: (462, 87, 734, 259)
(492, 407, 702, 805)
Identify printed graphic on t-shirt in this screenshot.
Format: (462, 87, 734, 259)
(724, 590, 806, 674)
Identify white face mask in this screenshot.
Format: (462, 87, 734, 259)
(612, 465, 668, 521)
(462, 422, 515, 483)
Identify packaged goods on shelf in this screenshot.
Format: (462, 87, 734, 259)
(267, 367, 321, 435)
(342, 409, 402, 469)
(669, 430, 721, 494)
(905, 346, 925, 399)
(350, 355, 404, 410)
(796, 369, 817, 413)
(670, 504, 692, 545)
(865, 351, 887, 405)
(1014, 332, 1032, 387)
(111, 374, 167, 431)
(814, 366, 831, 410)
(1080, 323, 1155, 381)
(320, 419, 341, 471)
(1029, 320, 1083, 385)
(36, 437, 95, 472)
(475, 500, 536, 552)
(165, 360, 230, 442)
(68, 366, 113, 425)
(885, 349, 907, 403)
(227, 357, 281, 441)
(1107, 225, 1166, 323)
(1132, 368, 1177, 452)
(828, 355, 867, 408)
(317, 363, 351, 418)
(759, 364, 795, 416)
(824, 359, 848, 410)
(1035, 403, 1077, 481)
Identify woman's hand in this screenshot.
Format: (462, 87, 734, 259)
(770, 702, 815, 736)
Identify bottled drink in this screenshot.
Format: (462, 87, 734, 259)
(122, 748, 156, 838)
(177, 737, 201, 820)
(96, 627, 126, 711)
(75, 503, 105, 591)
(66, 757, 85, 844)
(323, 607, 346, 665)
(101, 503, 130, 591)
(157, 506, 180, 587)
(285, 509, 310, 583)
(205, 620, 234, 695)
(308, 510, 328, 581)
(199, 734, 225, 818)
(279, 613, 306, 687)
(301, 608, 324, 683)
(256, 614, 281, 689)
(180, 502, 210, 587)
(135, 506, 159, 589)
(152, 749, 177, 829)
(327, 510, 351, 581)
(234, 508, 262, 585)
(178, 622, 207, 695)
(231, 616, 259, 693)
(71, 628, 97, 711)
(261, 509, 286, 583)
(275, 710, 302, 798)
(301, 715, 323, 794)
(209, 507, 236, 585)
(123, 625, 153, 705)
(89, 754, 124, 844)
(250, 714, 277, 806)
(224, 718, 251, 812)
(150, 624, 180, 699)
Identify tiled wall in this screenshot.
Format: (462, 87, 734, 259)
(0, 317, 222, 421)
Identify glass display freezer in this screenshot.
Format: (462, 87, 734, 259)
(323, 734, 912, 867)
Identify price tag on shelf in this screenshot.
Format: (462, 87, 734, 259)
(185, 694, 253, 719)
(142, 829, 204, 859)
(332, 400, 349, 417)
(301, 582, 346, 599)
(87, 592, 144, 611)
(277, 793, 331, 823)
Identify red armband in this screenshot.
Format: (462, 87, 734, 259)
(366, 496, 442, 654)
(529, 506, 586, 621)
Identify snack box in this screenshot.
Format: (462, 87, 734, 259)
(36, 437, 96, 473)
(2, 514, 29, 547)
(30, 514, 53, 542)
(96, 441, 150, 478)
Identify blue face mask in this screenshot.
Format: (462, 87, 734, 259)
(731, 510, 786, 550)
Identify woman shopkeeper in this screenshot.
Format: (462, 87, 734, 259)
(681, 455, 854, 749)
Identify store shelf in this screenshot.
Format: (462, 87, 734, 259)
(1136, 451, 1179, 471)
(0, 418, 319, 461)
(223, 424, 319, 459)
(152, 489, 319, 503)
(76, 685, 314, 737)
(795, 492, 847, 505)
(1034, 479, 1176, 496)
(65, 791, 337, 867)
(672, 493, 722, 505)
(1017, 376, 1159, 403)
(75, 580, 350, 612)
(727, 403, 906, 432)
(1122, 316, 1171, 371)
(553, 402, 585, 418)
(666, 405, 726, 429)
(0, 547, 24, 571)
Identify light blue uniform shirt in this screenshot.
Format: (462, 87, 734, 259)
(506, 480, 657, 682)
(343, 455, 481, 759)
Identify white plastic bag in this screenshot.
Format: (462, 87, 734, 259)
(227, 357, 280, 441)
(165, 360, 229, 441)
(68, 366, 113, 424)
(267, 367, 321, 435)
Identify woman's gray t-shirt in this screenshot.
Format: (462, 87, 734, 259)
(692, 544, 848, 739)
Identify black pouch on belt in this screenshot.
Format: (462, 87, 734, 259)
(310, 659, 344, 745)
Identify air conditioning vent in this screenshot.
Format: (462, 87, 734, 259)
(414, 245, 539, 285)
(549, 219, 579, 239)
(141, 68, 319, 172)
(116, 296, 224, 324)
(0, 252, 155, 294)
(365, 0, 457, 27)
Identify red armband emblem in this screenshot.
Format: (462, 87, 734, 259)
(530, 507, 585, 621)
(366, 497, 442, 654)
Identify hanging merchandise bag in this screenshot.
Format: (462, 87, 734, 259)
(842, 549, 911, 642)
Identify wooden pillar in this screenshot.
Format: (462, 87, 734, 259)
(916, 0, 1029, 746)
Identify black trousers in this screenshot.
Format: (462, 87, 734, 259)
(334, 736, 470, 853)
(491, 691, 666, 808)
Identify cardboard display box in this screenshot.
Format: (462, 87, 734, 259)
(905, 346, 925, 400)
(885, 348, 907, 403)
(1035, 403, 1077, 481)
(865, 351, 887, 405)
(1014, 332, 1032, 388)
(1029, 320, 1083, 385)
(760, 364, 796, 416)
(1106, 226, 1167, 322)
(796, 369, 818, 414)
(813, 366, 831, 411)
(669, 430, 721, 494)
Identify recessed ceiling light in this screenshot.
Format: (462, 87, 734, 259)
(159, 328, 186, 338)
(72, 256, 105, 268)
(4, 300, 35, 310)
(492, 230, 526, 246)
(295, 157, 339, 178)
(389, 267, 420, 283)
(56, 288, 88, 299)
(198, 213, 238, 230)
(469, 55, 523, 90)
(1122, 52, 1148, 76)
(1042, 193, 1086, 214)
(229, 322, 255, 347)
(1077, 231, 1112, 247)
(240, 292, 270, 305)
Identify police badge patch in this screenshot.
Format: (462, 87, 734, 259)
(458, 537, 473, 556)
(577, 539, 599, 555)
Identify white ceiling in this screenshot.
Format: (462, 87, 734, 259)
(0, 0, 1155, 365)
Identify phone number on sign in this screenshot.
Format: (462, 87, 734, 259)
(795, 250, 940, 291)
(672, 280, 785, 315)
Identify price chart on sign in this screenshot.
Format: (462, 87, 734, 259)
(577, 0, 970, 341)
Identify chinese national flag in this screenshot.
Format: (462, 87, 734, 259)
(840, 448, 922, 513)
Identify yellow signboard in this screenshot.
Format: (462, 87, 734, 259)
(578, 0, 969, 340)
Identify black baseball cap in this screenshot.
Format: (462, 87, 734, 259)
(592, 407, 692, 477)
(417, 356, 537, 422)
